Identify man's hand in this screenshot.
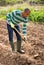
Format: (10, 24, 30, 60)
(20, 34, 27, 41)
(10, 22, 15, 28)
(24, 36, 27, 41)
(21, 36, 27, 42)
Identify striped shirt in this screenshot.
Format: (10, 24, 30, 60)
(6, 10, 28, 37)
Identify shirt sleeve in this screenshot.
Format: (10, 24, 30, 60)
(22, 18, 28, 37)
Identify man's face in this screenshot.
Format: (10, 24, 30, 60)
(24, 10, 30, 17)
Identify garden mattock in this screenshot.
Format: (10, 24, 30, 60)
(10, 22, 30, 43)
(13, 27, 32, 50)
(10, 22, 31, 51)
(12, 26, 28, 52)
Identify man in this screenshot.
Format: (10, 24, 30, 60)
(6, 8, 30, 54)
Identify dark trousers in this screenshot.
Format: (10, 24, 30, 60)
(7, 23, 22, 51)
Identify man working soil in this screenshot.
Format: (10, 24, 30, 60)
(6, 8, 30, 54)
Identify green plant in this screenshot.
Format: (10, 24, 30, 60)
(28, 9, 44, 23)
(0, 7, 44, 23)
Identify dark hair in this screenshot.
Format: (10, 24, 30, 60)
(24, 8, 30, 12)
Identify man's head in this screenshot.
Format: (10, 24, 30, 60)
(22, 8, 30, 18)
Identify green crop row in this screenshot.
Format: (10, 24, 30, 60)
(0, 0, 24, 5)
(0, 8, 44, 23)
(28, 9, 44, 23)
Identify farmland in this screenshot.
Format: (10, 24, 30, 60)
(0, 1, 44, 65)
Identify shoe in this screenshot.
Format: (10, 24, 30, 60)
(17, 49, 25, 54)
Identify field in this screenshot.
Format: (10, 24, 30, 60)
(0, 3, 44, 23)
(0, 1, 44, 65)
(0, 20, 44, 65)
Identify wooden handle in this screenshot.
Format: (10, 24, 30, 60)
(14, 27, 21, 36)
(13, 27, 26, 42)
(14, 27, 24, 39)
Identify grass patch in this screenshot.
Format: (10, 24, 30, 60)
(0, 5, 44, 23)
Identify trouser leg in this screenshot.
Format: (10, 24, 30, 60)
(14, 25, 22, 51)
(13, 25, 25, 54)
(7, 23, 15, 51)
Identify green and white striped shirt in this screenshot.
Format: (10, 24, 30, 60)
(6, 10, 28, 37)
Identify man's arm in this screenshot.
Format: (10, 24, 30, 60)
(22, 17, 28, 40)
(22, 23, 27, 38)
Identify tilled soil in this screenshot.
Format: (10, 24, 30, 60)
(0, 20, 44, 65)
